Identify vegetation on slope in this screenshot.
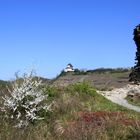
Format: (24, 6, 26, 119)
(126, 96, 140, 107)
(58, 68, 131, 77)
(1, 80, 140, 140)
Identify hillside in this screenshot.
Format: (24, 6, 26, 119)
(53, 68, 131, 90)
(1, 68, 140, 140)
(0, 68, 131, 91)
(1, 81, 140, 140)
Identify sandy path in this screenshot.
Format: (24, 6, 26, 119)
(99, 85, 140, 112)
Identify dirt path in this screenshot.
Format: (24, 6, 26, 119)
(79, 75, 89, 82)
(99, 85, 140, 112)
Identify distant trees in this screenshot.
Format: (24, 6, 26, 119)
(57, 68, 129, 77)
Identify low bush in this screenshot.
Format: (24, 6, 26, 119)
(1, 71, 52, 128)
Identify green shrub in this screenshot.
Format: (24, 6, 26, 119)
(70, 82, 96, 95)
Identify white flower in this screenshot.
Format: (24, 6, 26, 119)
(2, 70, 52, 128)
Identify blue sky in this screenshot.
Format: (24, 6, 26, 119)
(0, 0, 139, 80)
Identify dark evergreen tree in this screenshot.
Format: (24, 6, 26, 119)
(129, 24, 140, 83)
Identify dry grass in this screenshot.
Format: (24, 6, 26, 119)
(1, 82, 140, 140)
(55, 111, 140, 140)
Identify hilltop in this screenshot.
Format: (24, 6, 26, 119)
(53, 68, 131, 90)
(1, 68, 140, 140)
(0, 68, 131, 91)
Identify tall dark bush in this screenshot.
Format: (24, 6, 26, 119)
(129, 24, 140, 83)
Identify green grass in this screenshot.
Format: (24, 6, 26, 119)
(126, 96, 140, 107)
(1, 81, 140, 140)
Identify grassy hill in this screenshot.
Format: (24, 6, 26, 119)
(0, 68, 131, 89)
(0, 80, 11, 96)
(53, 68, 131, 90)
(1, 82, 140, 140)
(1, 68, 140, 140)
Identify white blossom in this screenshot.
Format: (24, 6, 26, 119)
(2, 70, 51, 128)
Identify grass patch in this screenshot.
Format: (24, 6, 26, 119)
(126, 96, 140, 107)
(1, 82, 140, 139)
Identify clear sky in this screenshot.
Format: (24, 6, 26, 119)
(0, 0, 139, 80)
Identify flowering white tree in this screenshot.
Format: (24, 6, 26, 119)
(2, 71, 51, 128)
